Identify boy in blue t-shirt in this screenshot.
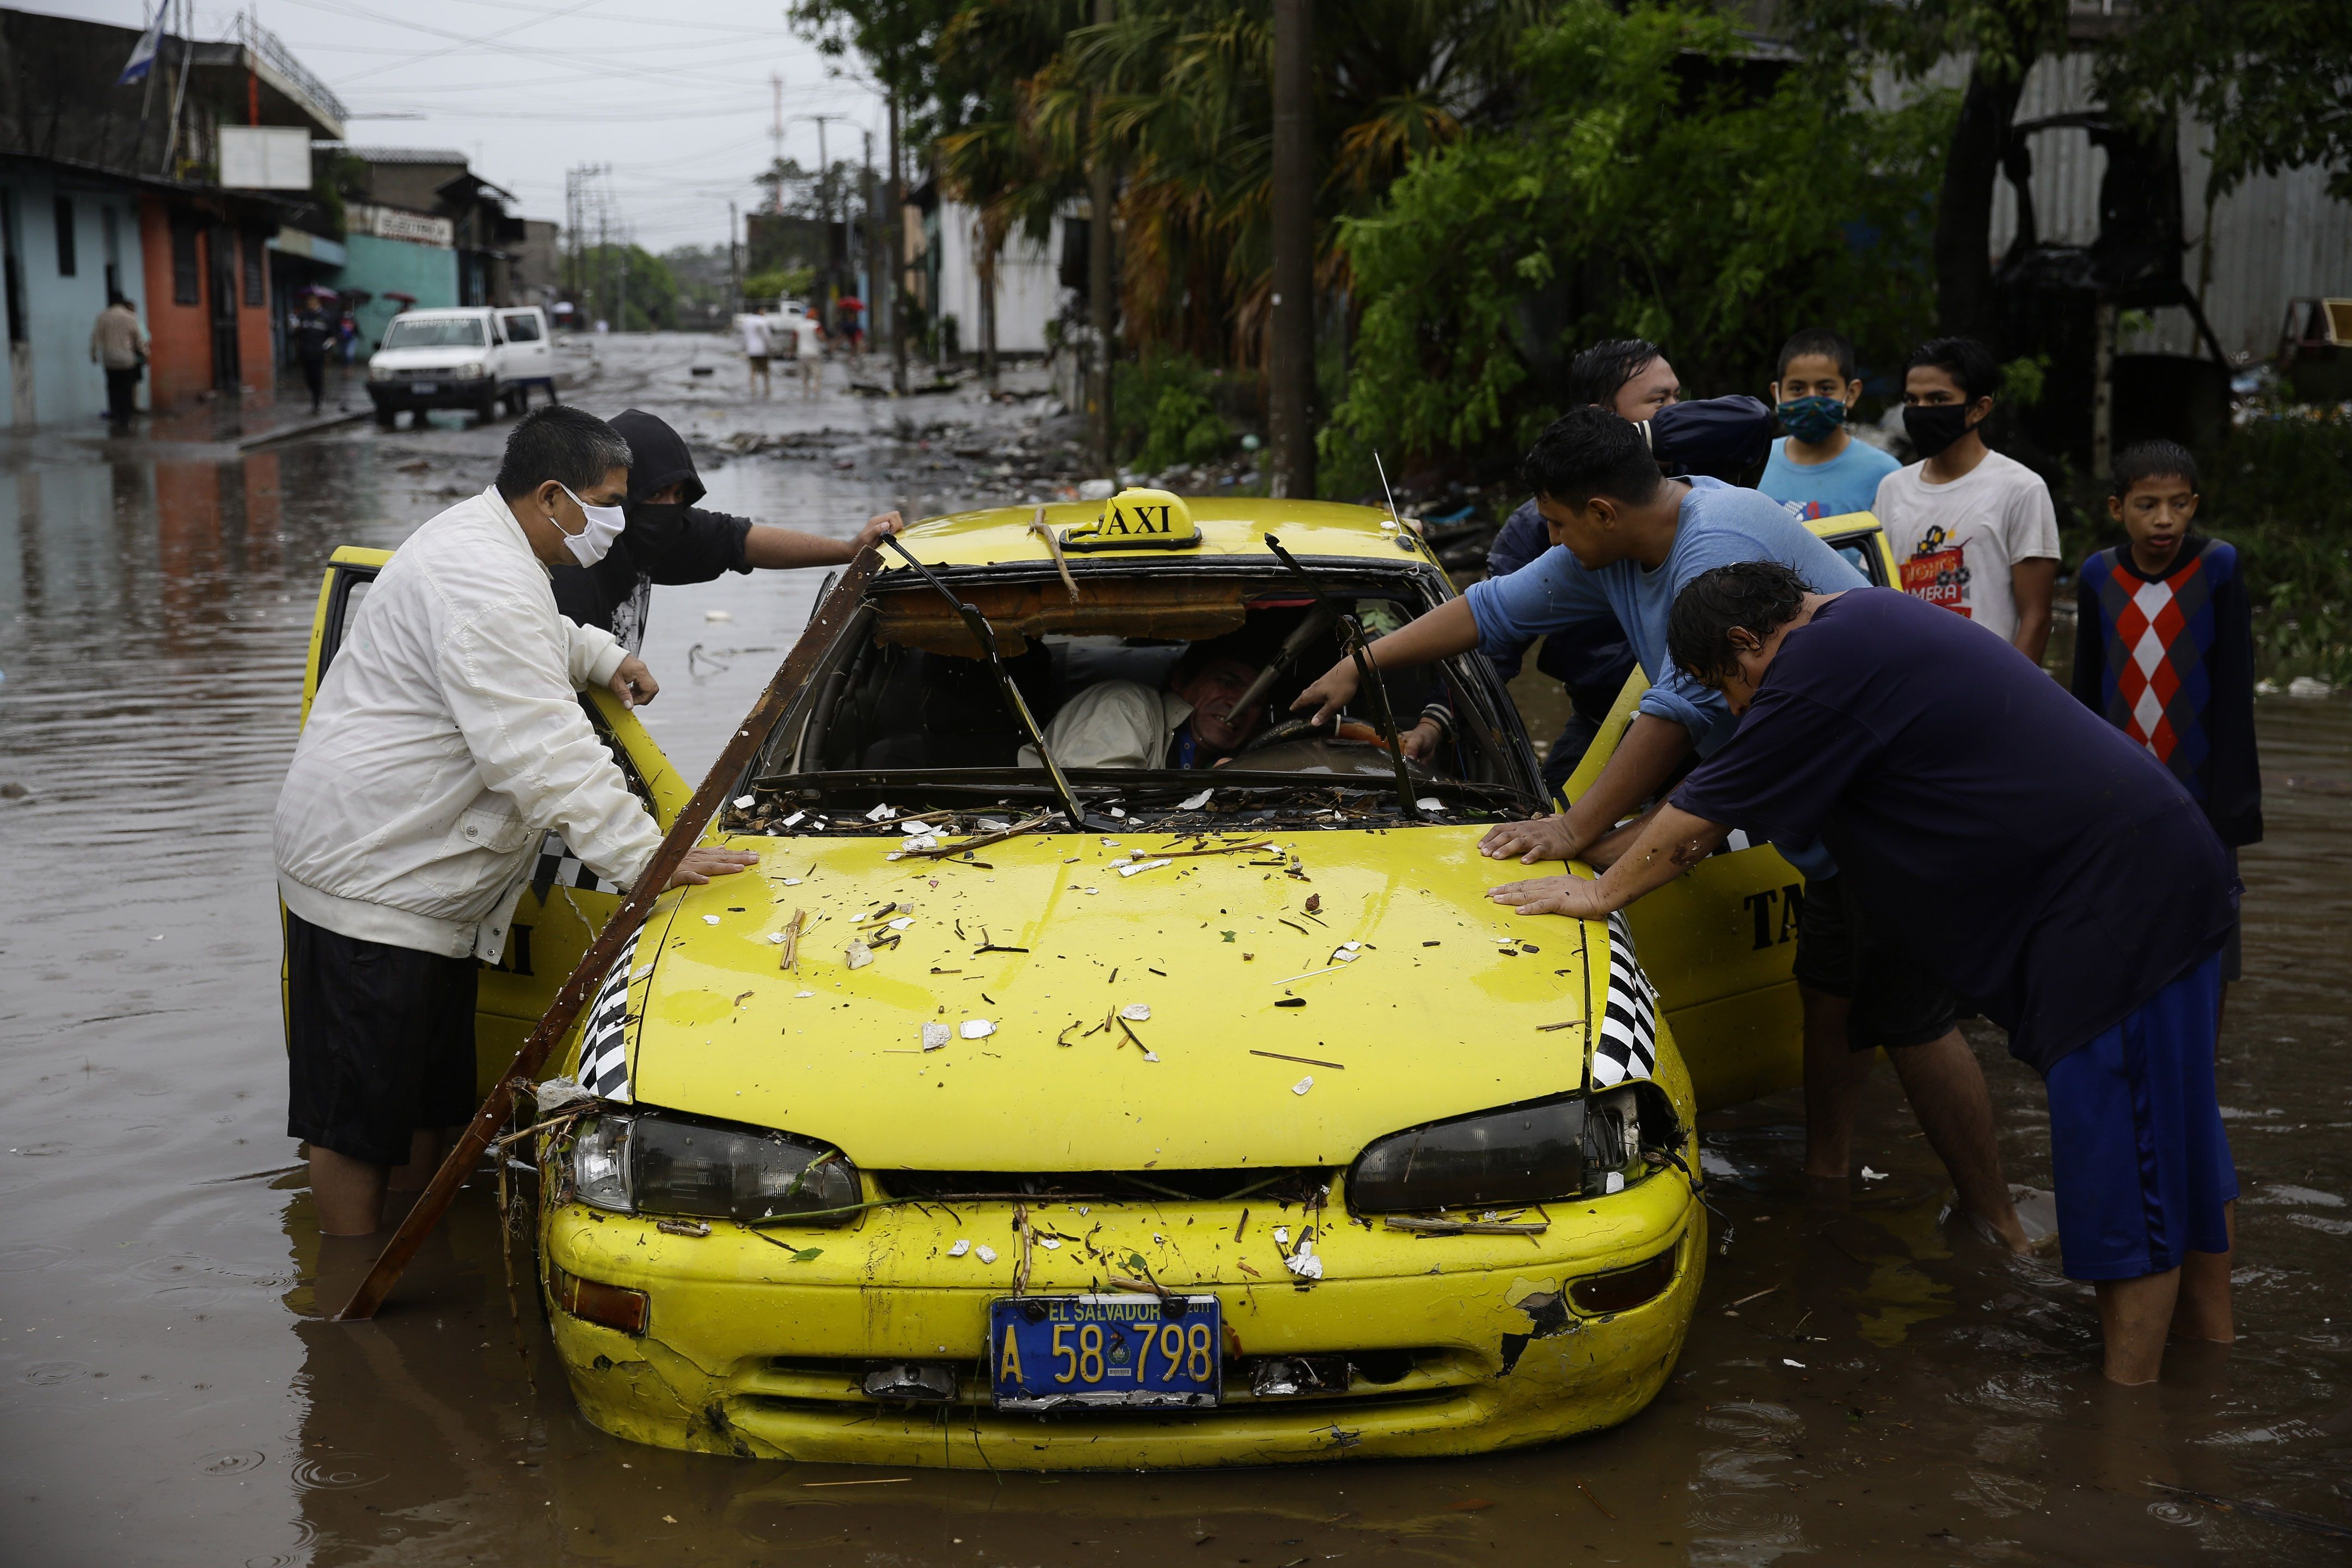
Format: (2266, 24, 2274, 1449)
(1758, 327, 1900, 522)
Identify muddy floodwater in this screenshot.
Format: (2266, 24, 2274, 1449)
(2, 336, 2347, 1566)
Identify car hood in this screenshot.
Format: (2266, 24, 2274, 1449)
(623, 826, 1600, 1171)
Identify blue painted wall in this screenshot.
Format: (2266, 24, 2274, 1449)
(0, 167, 150, 429)
(338, 234, 459, 356)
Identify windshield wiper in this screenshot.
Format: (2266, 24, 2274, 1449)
(1261, 534, 1422, 820)
(880, 535, 1093, 830)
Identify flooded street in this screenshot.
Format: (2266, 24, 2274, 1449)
(3, 334, 2347, 1566)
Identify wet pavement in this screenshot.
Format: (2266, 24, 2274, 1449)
(2, 333, 2348, 1566)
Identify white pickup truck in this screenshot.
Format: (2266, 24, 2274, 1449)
(365, 305, 557, 428)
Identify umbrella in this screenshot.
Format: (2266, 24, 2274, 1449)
(836, 296, 863, 311)
(384, 291, 418, 305)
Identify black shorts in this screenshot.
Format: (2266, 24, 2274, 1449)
(1791, 875, 1957, 1052)
(285, 909, 479, 1165)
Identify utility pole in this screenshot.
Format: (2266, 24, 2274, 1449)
(862, 128, 881, 366)
(1267, 0, 1315, 499)
(1087, 0, 1117, 470)
(728, 199, 741, 318)
(887, 90, 906, 395)
(769, 72, 786, 213)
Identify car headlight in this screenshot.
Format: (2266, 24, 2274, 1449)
(1344, 1086, 1670, 1213)
(571, 1111, 860, 1225)
(451, 360, 487, 379)
(367, 364, 394, 381)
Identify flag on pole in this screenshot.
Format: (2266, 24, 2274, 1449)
(116, 8, 167, 87)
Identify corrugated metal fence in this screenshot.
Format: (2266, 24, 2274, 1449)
(1893, 51, 2352, 361)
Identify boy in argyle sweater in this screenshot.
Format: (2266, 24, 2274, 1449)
(2072, 442, 2263, 981)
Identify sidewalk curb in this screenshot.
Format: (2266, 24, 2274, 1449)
(236, 406, 372, 451)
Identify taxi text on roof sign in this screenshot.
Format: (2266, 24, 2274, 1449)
(1061, 487, 1201, 552)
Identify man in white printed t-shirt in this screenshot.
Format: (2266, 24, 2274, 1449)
(738, 312, 774, 398)
(1872, 336, 2060, 664)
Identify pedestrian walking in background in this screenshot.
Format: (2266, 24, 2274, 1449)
(552, 408, 902, 651)
(1872, 337, 2060, 664)
(793, 310, 824, 399)
(739, 311, 774, 397)
(273, 405, 757, 1236)
(1758, 327, 1899, 521)
(1515, 562, 2240, 1385)
(293, 297, 333, 414)
(837, 296, 865, 358)
(2072, 440, 2261, 995)
(89, 291, 147, 431)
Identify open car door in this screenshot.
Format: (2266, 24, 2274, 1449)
(1558, 514, 1900, 1112)
(294, 546, 691, 1097)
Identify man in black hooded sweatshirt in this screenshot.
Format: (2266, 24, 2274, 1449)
(554, 408, 902, 650)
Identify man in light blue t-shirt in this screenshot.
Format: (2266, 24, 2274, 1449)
(1757, 327, 1900, 523)
(1293, 406, 1865, 863)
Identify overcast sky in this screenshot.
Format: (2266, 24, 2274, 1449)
(53, 1, 884, 252)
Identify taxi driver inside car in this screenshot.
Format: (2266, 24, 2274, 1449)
(525, 486, 1737, 1468)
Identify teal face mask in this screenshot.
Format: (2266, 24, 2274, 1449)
(1776, 395, 1847, 445)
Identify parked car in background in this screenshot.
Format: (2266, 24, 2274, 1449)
(365, 305, 557, 428)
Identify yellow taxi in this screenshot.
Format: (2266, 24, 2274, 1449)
(297, 492, 1900, 1467)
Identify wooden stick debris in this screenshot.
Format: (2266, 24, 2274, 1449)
(1249, 1049, 1344, 1069)
(804, 1478, 912, 1487)
(1029, 506, 1079, 603)
(904, 810, 1056, 860)
(1383, 1215, 1549, 1236)
(1155, 840, 1276, 859)
(333, 549, 883, 1322)
(779, 908, 807, 972)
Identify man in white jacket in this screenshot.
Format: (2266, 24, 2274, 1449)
(274, 405, 756, 1235)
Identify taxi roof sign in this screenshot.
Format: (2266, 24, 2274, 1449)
(1061, 488, 1200, 553)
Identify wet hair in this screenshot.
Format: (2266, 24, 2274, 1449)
(2111, 439, 2198, 498)
(1520, 406, 1664, 510)
(495, 405, 633, 501)
(1668, 561, 1809, 687)
(1905, 336, 1999, 402)
(1566, 338, 1664, 409)
(1776, 327, 1857, 384)
(1174, 627, 1272, 684)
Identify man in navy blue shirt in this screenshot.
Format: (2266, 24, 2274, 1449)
(1496, 563, 2240, 1385)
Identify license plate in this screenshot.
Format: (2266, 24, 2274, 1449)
(409, 382, 438, 394)
(989, 1294, 1221, 1409)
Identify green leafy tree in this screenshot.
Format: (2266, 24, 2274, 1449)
(1327, 0, 1951, 481)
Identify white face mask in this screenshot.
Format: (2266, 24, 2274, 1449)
(550, 482, 627, 567)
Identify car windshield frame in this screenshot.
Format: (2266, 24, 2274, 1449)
(381, 317, 487, 349)
(727, 552, 1547, 835)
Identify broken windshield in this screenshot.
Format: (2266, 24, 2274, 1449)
(380, 317, 487, 350)
(727, 562, 1542, 836)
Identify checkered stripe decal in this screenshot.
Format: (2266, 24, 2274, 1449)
(1592, 910, 1659, 1088)
(578, 933, 642, 1104)
(532, 830, 622, 905)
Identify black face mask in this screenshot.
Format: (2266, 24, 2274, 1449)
(624, 500, 686, 547)
(1902, 403, 1977, 461)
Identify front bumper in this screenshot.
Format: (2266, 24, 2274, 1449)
(368, 378, 491, 411)
(538, 1169, 1703, 1469)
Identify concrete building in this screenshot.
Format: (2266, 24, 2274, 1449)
(0, 8, 342, 426)
(908, 188, 1068, 359)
